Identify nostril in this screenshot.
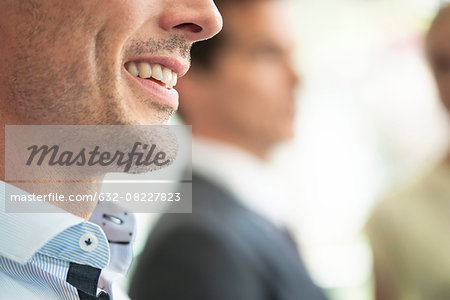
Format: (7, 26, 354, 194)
(174, 23, 203, 33)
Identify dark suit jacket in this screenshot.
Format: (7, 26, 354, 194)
(129, 173, 327, 300)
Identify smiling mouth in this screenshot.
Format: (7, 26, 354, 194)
(125, 62, 178, 89)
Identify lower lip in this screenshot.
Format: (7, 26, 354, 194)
(125, 69, 179, 110)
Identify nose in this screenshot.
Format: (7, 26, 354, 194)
(159, 0, 223, 43)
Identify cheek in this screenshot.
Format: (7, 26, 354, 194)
(222, 63, 288, 105)
(242, 64, 296, 134)
(210, 60, 295, 131)
(241, 66, 294, 124)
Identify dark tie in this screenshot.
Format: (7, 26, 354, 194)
(66, 262, 110, 300)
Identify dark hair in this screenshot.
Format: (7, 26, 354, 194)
(190, 29, 226, 69)
(191, 32, 224, 69)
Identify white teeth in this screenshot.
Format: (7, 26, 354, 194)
(162, 68, 173, 87)
(171, 74, 177, 87)
(151, 64, 163, 81)
(137, 62, 152, 79)
(127, 62, 178, 88)
(127, 62, 139, 77)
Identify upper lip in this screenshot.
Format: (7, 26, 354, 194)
(124, 56, 190, 78)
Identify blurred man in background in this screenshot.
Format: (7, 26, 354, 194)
(366, 4, 450, 300)
(129, 0, 328, 299)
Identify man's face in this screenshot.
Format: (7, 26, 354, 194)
(201, 1, 299, 148)
(0, 0, 222, 125)
(428, 8, 450, 113)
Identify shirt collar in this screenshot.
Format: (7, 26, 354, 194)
(192, 137, 289, 227)
(0, 181, 109, 268)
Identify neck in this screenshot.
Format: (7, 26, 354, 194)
(12, 179, 103, 219)
(1, 123, 102, 220)
(0, 124, 4, 182)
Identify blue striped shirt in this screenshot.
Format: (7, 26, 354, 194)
(0, 181, 111, 299)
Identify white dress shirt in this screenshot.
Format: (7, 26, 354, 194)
(192, 137, 289, 228)
(0, 181, 110, 299)
(0, 181, 134, 300)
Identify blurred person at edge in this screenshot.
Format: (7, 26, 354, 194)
(0, 1, 222, 299)
(129, 0, 328, 299)
(366, 4, 450, 300)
